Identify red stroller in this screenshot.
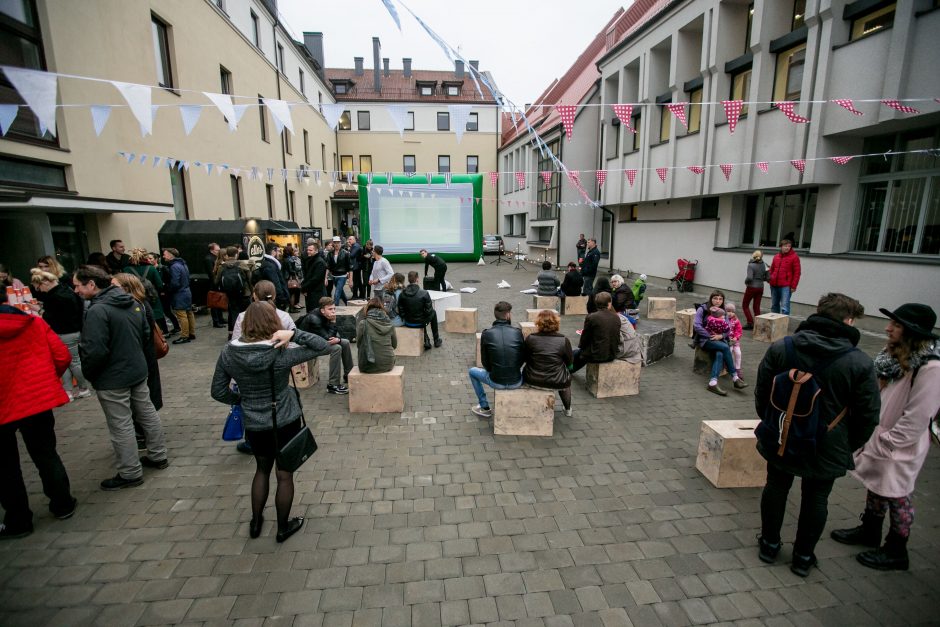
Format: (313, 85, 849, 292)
(668, 258, 697, 292)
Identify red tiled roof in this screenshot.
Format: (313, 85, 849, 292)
(324, 68, 497, 103)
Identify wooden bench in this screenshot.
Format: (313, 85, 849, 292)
(754, 313, 789, 343)
(493, 387, 555, 436)
(348, 366, 404, 413)
(532, 295, 560, 311)
(585, 360, 641, 398)
(563, 295, 588, 315)
(445, 307, 477, 333)
(394, 326, 425, 357)
(696, 420, 764, 488)
(674, 308, 696, 337)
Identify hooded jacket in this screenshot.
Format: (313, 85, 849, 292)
(166, 257, 193, 310)
(398, 283, 434, 325)
(768, 248, 801, 290)
(0, 307, 71, 425)
(754, 314, 881, 479)
(745, 259, 768, 289)
(523, 331, 572, 389)
(79, 285, 151, 390)
(357, 309, 398, 373)
(210, 329, 328, 431)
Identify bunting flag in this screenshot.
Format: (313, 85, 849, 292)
(314, 170, 321, 185)
(831, 156, 853, 165)
(656, 167, 668, 183)
(206, 163, 214, 175)
(231, 104, 250, 129)
(153, 156, 161, 168)
(386, 104, 410, 138)
(881, 99, 920, 114)
(722, 100, 744, 134)
(566, 170, 581, 187)
(320, 103, 346, 130)
(556, 104, 577, 139)
(203, 92, 237, 129)
(444, 172, 452, 187)
(262, 98, 294, 134)
(425, 172, 433, 184)
(366, 172, 374, 185)
(515, 171, 526, 188)
(281, 168, 288, 181)
(625, 169, 637, 187)
(831, 99, 863, 116)
(540, 171, 552, 187)
(757, 161, 769, 173)
(449, 104, 472, 143)
(790, 159, 806, 174)
(666, 102, 688, 129)
(0, 104, 17, 135)
(385, 171, 393, 186)
(489, 171, 498, 188)
(687, 166, 705, 175)
(719, 163, 733, 181)
(611, 104, 635, 133)
(113, 80, 153, 135)
(380, 0, 402, 30)
(774, 101, 810, 124)
(179, 105, 202, 136)
(595, 170, 607, 187)
(2, 67, 58, 136)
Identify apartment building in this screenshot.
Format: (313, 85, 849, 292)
(0, 0, 336, 278)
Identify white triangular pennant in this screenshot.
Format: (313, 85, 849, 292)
(231, 104, 250, 130)
(112, 81, 153, 136)
(448, 105, 472, 143)
(206, 163, 214, 175)
(2, 67, 58, 137)
(179, 105, 202, 136)
(89, 105, 111, 137)
(263, 98, 294, 134)
(0, 104, 19, 135)
(386, 104, 410, 138)
(321, 103, 345, 130)
(204, 92, 237, 129)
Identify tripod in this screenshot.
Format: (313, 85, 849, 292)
(513, 244, 528, 271)
(489, 247, 508, 265)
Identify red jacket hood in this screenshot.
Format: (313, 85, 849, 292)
(0, 311, 35, 339)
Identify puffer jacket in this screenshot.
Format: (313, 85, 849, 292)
(79, 285, 151, 390)
(0, 306, 71, 425)
(398, 283, 433, 325)
(40, 282, 84, 335)
(768, 249, 801, 290)
(536, 270, 560, 296)
(523, 331, 572, 389)
(357, 309, 398, 373)
(745, 259, 768, 289)
(481, 319, 525, 385)
(754, 314, 881, 479)
(166, 257, 193, 310)
(210, 329, 328, 431)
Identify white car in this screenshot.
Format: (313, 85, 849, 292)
(482, 234, 504, 255)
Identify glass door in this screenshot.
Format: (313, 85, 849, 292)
(48, 213, 88, 274)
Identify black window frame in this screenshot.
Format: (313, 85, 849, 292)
(220, 65, 233, 95)
(357, 110, 370, 130)
(303, 129, 310, 164)
(405, 111, 415, 130)
(250, 10, 260, 47)
(338, 110, 351, 131)
(151, 13, 174, 89)
(403, 155, 416, 173)
(466, 112, 479, 132)
(265, 183, 275, 219)
(537, 138, 560, 219)
(437, 112, 450, 131)
(258, 95, 268, 142)
(467, 155, 479, 174)
(438, 155, 450, 173)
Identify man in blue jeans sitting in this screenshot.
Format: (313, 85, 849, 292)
(468, 301, 525, 418)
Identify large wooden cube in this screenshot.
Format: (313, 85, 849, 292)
(754, 313, 789, 343)
(475, 333, 482, 367)
(647, 297, 677, 320)
(693, 346, 728, 377)
(493, 387, 555, 437)
(394, 326, 425, 357)
(519, 322, 536, 339)
(290, 358, 319, 388)
(526, 308, 552, 322)
(674, 308, 696, 337)
(585, 360, 641, 398)
(348, 366, 405, 413)
(533, 295, 560, 311)
(563, 295, 588, 315)
(428, 290, 461, 322)
(696, 420, 764, 488)
(445, 307, 477, 334)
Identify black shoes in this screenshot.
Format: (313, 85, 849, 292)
(276, 517, 304, 543)
(236, 441, 253, 454)
(0, 523, 33, 540)
(857, 532, 909, 571)
(434, 338, 443, 348)
(757, 536, 781, 564)
(100, 474, 144, 491)
(831, 512, 884, 547)
(212, 323, 226, 328)
(249, 515, 264, 539)
(790, 552, 817, 577)
(327, 384, 349, 395)
(140, 456, 169, 470)
(172, 337, 190, 344)
(424, 341, 432, 350)
(52, 497, 78, 520)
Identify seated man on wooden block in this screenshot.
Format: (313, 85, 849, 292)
(536, 261, 561, 298)
(398, 271, 442, 349)
(572, 292, 621, 372)
(297, 297, 354, 395)
(468, 301, 525, 418)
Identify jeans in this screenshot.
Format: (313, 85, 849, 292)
(313, 340, 352, 385)
(468, 367, 522, 409)
(333, 276, 349, 306)
(760, 462, 835, 555)
(174, 308, 196, 338)
(742, 287, 764, 325)
(97, 380, 167, 480)
(770, 286, 791, 315)
(702, 340, 736, 380)
(582, 275, 595, 297)
(57, 331, 88, 392)
(0, 411, 73, 530)
(210, 305, 225, 326)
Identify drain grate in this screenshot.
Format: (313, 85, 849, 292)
(461, 279, 481, 284)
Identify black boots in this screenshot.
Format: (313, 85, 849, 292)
(830, 511, 884, 547)
(757, 536, 781, 563)
(857, 531, 909, 571)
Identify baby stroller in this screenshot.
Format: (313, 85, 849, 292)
(668, 258, 697, 292)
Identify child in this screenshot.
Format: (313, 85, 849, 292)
(704, 305, 730, 338)
(725, 303, 744, 379)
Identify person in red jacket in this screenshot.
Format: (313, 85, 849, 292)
(0, 294, 77, 539)
(768, 238, 801, 315)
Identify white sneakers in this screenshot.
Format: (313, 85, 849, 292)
(68, 388, 92, 402)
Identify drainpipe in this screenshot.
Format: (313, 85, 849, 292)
(595, 99, 613, 272)
(272, 18, 290, 223)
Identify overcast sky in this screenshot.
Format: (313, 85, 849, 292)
(276, 0, 628, 108)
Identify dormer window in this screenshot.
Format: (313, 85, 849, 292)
(330, 79, 352, 95)
(443, 81, 463, 97)
(416, 80, 436, 96)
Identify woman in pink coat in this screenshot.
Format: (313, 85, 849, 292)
(830, 303, 940, 571)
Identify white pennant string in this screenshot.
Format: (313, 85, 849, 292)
(179, 105, 202, 135)
(386, 104, 410, 138)
(231, 104, 250, 129)
(0, 104, 18, 135)
(113, 81, 153, 135)
(2, 67, 58, 136)
(90, 105, 111, 136)
(449, 104, 472, 143)
(204, 92, 237, 130)
(321, 103, 345, 130)
(263, 98, 294, 135)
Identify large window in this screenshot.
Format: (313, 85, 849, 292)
(467, 113, 478, 131)
(537, 139, 560, 219)
(0, 0, 54, 142)
(0, 156, 66, 189)
(740, 187, 817, 249)
(731, 69, 752, 117)
(504, 214, 526, 237)
(437, 112, 450, 131)
(403, 155, 416, 173)
(658, 103, 671, 143)
(687, 88, 702, 134)
(220, 66, 232, 95)
(405, 111, 415, 130)
(338, 111, 351, 130)
(151, 15, 174, 88)
(438, 155, 450, 173)
(357, 111, 370, 130)
(773, 44, 805, 102)
(340, 155, 353, 177)
(359, 155, 372, 173)
(849, 2, 895, 40)
(853, 130, 940, 255)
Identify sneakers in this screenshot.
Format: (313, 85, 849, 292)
(434, 338, 443, 348)
(74, 388, 92, 399)
(100, 474, 144, 491)
(471, 405, 492, 418)
(707, 383, 728, 396)
(327, 384, 349, 395)
(757, 536, 781, 563)
(0, 523, 33, 540)
(140, 456, 169, 470)
(733, 378, 749, 390)
(52, 497, 78, 520)
(790, 552, 818, 577)
(564, 408, 573, 417)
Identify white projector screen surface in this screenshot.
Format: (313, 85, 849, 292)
(367, 183, 474, 255)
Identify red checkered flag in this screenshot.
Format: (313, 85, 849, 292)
(515, 171, 526, 188)
(625, 169, 637, 187)
(719, 164, 733, 181)
(489, 171, 498, 188)
(790, 159, 806, 175)
(656, 167, 668, 183)
(775, 101, 810, 124)
(566, 170, 581, 187)
(831, 99, 863, 116)
(612, 104, 636, 133)
(756, 161, 769, 173)
(881, 99, 920, 114)
(687, 166, 705, 175)
(831, 156, 853, 165)
(556, 105, 577, 139)
(666, 102, 688, 129)
(722, 100, 744, 134)
(595, 170, 607, 187)
(540, 171, 552, 187)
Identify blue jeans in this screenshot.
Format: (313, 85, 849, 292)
(333, 276, 348, 306)
(770, 286, 791, 315)
(468, 367, 522, 409)
(703, 340, 736, 380)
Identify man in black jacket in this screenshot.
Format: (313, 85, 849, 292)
(204, 242, 225, 328)
(73, 265, 167, 490)
(327, 236, 351, 306)
(105, 239, 130, 273)
(297, 297, 353, 394)
(580, 238, 600, 296)
(260, 243, 290, 310)
(420, 249, 447, 291)
(572, 292, 621, 372)
(753, 292, 880, 577)
(398, 271, 442, 350)
(301, 242, 327, 311)
(346, 236, 363, 299)
(468, 301, 525, 418)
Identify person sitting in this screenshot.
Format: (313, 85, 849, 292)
(560, 262, 582, 298)
(692, 290, 746, 396)
(420, 249, 448, 291)
(572, 292, 621, 372)
(356, 298, 398, 374)
(610, 274, 636, 314)
(523, 310, 573, 417)
(381, 273, 405, 327)
(297, 297, 353, 394)
(398, 271, 442, 349)
(468, 301, 525, 418)
(704, 306, 730, 337)
(536, 261, 561, 297)
(616, 310, 644, 364)
(725, 303, 745, 380)
(586, 276, 613, 314)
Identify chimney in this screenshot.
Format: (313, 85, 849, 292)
(383, 57, 390, 77)
(469, 60, 479, 72)
(372, 37, 382, 92)
(354, 57, 364, 76)
(403, 58, 412, 78)
(455, 60, 464, 78)
(303, 32, 325, 77)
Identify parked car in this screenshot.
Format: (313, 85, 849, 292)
(482, 234, 504, 255)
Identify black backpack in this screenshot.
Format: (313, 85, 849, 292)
(220, 265, 245, 295)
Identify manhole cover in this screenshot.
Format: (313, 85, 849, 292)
(461, 279, 481, 284)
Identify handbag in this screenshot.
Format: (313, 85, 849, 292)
(287, 278, 301, 290)
(222, 404, 244, 441)
(269, 366, 317, 472)
(207, 290, 229, 310)
(152, 323, 169, 359)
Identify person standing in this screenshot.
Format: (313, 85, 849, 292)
(73, 265, 168, 490)
(580, 238, 600, 296)
(105, 239, 130, 274)
(259, 243, 290, 310)
(204, 243, 226, 328)
(346, 236, 363, 299)
(742, 250, 768, 329)
(360, 239, 375, 299)
(468, 302, 525, 418)
(30, 268, 91, 401)
(368, 245, 394, 301)
(216, 246, 253, 341)
(398, 271, 443, 350)
(125, 248, 167, 335)
(282, 245, 304, 313)
(163, 248, 195, 344)
(572, 292, 621, 372)
(301, 242, 327, 312)
(327, 236, 351, 306)
(754, 293, 880, 577)
(152, 251, 180, 336)
(576, 234, 587, 265)
(831, 303, 939, 571)
(420, 249, 447, 292)
(768, 239, 800, 315)
(111, 273, 164, 414)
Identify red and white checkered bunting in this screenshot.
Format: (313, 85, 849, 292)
(687, 166, 705, 175)
(719, 163, 733, 181)
(832, 99, 863, 116)
(612, 104, 636, 133)
(790, 159, 806, 175)
(515, 171, 526, 188)
(656, 167, 668, 183)
(757, 161, 769, 173)
(625, 169, 637, 187)
(775, 101, 810, 124)
(666, 102, 688, 129)
(722, 100, 744, 134)
(881, 99, 920, 114)
(489, 171, 498, 188)
(831, 156, 853, 166)
(566, 170, 581, 187)
(595, 170, 607, 187)
(540, 171, 552, 187)
(556, 105, 577, 139)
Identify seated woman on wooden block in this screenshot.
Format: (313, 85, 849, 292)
(523, 310, 574, 417)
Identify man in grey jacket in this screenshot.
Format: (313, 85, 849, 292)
(73, 265, 167, 490)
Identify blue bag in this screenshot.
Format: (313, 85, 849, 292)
(222, 404, 245, 441)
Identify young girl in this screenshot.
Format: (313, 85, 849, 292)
(725, 303, 744, 379)
(703, 306, 730, 337)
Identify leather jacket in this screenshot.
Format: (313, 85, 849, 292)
(481, 319, 525, 385)
(523, 332, 572, 389)
(397, 283, 433, 325)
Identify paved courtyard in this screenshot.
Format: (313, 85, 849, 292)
(1, 260, 937, 627)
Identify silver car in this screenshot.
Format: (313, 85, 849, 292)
(482, 234, 504, 255)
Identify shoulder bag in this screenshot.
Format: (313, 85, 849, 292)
(207, 290, 229, 310)
(269, 365, 318, 472)
(153, 323, 169, 359)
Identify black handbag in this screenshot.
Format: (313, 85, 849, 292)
(269, 366, 318, 472)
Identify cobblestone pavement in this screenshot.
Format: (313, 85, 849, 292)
(1, 261, 937, 626)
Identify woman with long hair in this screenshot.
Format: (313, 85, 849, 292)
(356, 298, 397, 374)
(586, 276, 613, 314)
(831, 303, 940, 571)
(36, 256, 66, 279)
(210, 301, 329, 542)
(111, 273, 163, 413)
(381, 272, 405, 326)
(692, 289, 744, 396)
(30, 268, 90, 401)
(124, 248, 167, 334)
(522, 310, 574, 416)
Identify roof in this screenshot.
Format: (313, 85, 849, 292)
(324, 68, 497, 104)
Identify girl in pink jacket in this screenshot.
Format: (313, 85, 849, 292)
(725, 303, 744, 379)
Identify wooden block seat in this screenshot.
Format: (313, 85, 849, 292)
(693, 346, 728, 377)
(696, 420, 764, 488)
(585, 360, 641, 398)
(754, 313, 789, 343)
(532, 295, 560, 311)
(334, 304, 365, 341)
(519, 322, 536, 339)
(493, 387, 555, 436)
(394, 326, 425, 357)
(445, 307, 477, 334)
(526, 308, 553, 322)
(563, 295, 588, 315)
(674, 308, 696, 338)
(647, 297, 677, 320)
(290, 358, 319, 388)
(348, 366, 404, 413)
(636, 318, 676, 366)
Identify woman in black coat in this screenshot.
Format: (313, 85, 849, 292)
(587, 276, 613, 314)
(522, 310, 574, 416)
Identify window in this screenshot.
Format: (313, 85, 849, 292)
(744, 2, 754, 53)
(321, 143, 326, 170)
(446, 85, 459, 96)
(282, 129, 291, 154)
(220, 66, 232, 95)
(405, 111, 415, 130)
(659, 104, 671, 143)
(792, 0, 806, 30)
(695, 197, 720, 219)
(849, 3, 895, 40)
(731, 69, 752, 117)
(334, 82, 348, 95)
(0, 156, 66, 189)
(338, 111, 351, 130)
(740, 188, 817, 249)
(258, 95, 268, 141)
(687, 88, 702, 133)
(277, 43, 285, 73)
(632, 112, 642, 151)
(360, 156, 372, 173)
(853, 130, 940, 255)
(151, 15, 173, 88)
(265, 184, 275, 218)
(403, 155, 416, 173)
(773, 44, 806, 102)
(340, 155, 353, 177)
(438, 156, 450, 173)
(417, 81, 435, 96)
(420, 86, 433, 96)
(466, 112, 478, 132)
(170, 168, 189, 220)
(288, 190, 295, 222)
(467, 155, 479, 173)
(437, 112, 450, 131)
(230, 175, 242, 218)
(0, 0, 55, 142)
(299, 68, 305, 95)
(505, 214, 526, 237)
(303, 130, 310, 164)
(308, 195, 314, 226)
(357, 111, 370, 130)
(537, 139, 560, 219)
(618, 204, 638, 223)
(250, 10, 260, 47)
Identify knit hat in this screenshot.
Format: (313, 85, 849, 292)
(639, 274, 647, 280)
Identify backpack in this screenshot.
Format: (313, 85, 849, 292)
(127, 265, 158, 305)
(220, 265, 245, 296)
(755, 336, 857, 459)
(250, 263, 263, 286)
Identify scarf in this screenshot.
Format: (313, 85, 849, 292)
(873, 341, 937, 382)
